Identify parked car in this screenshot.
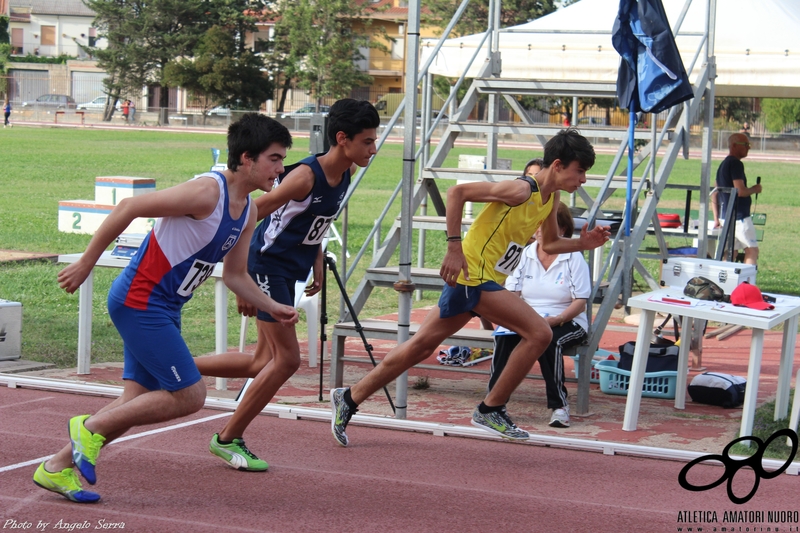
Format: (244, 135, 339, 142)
(280, 104, 330, 118)
(577, 117, 607, 126)
(417, 109, 448, 125)
(21, 94, 77, 109)
(375, 93, 446, 118)
(205, 106, 232, 117)
(76, 96, 122, 111)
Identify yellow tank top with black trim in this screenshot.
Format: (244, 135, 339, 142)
(458, 176, 553, 286)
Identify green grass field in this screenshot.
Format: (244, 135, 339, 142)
(0, 126, 797, 367)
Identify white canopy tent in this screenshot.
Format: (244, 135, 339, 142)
(420, 0, 800, 98)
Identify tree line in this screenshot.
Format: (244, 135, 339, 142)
(2, 2, 800, 131)
(83, 0, 569, 121)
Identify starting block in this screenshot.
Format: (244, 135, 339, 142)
(58, 176, 156, 235)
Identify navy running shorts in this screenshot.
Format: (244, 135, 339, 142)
(108, 297, 202, 392)
(249, 271, 296, 322)
(438, 281, 504, 319)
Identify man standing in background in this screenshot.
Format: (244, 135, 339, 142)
(711, 133, 762, 265)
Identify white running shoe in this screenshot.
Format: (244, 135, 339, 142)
(549, 407, 570, 428)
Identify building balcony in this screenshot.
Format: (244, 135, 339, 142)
(362, 57, 404, 77)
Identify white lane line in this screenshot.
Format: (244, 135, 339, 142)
(112, 412, 232, 443)
(0, 397, 54, 409)
(0, 412, 232, 473)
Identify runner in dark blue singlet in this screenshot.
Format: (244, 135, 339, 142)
(196, 99, 380, 471)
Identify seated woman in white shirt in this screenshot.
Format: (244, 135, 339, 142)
(488, 201, 591, 428)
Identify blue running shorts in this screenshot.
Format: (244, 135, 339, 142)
(438, 281, 504, 319)
(249, 271, 296, 322)
(108, 297, 202, 392)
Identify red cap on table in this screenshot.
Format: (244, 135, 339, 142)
(730, 283, 774, 310)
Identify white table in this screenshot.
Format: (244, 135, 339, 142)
(624, 288, 800, 438)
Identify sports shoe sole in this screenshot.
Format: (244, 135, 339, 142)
(33, 479, 101, 504)
(209, 453, 268, 472)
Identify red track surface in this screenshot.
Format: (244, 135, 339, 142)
(2, 385, 798, 533)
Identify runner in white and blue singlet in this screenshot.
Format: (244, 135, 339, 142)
(107, 171, 251, 391)
(112, 172, 248, 314)
(36, 114, 297, 503)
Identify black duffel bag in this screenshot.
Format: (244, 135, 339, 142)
(688, 372, 746, 408)
(617, 341, 680, 373)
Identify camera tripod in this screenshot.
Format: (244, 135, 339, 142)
(318, 252, 396, 413)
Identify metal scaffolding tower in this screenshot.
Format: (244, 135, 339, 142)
(331, 0, 718, 418)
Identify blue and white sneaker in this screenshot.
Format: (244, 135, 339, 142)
(436, 346, 471, 366)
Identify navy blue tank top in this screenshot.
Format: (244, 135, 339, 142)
(248, 155, 350, 279)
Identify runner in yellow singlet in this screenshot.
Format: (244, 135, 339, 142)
(458, 174, 552, 287)
(331, 129, 611, 444)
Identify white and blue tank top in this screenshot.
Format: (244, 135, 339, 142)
(108, 172, 250, 314)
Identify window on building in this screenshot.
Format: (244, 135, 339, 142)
(391, 38, 404, 60)
(41, 25, 56, 46)
(253, 32, 271, 53)
(355, 45, 369, 71)
(88, 27, 97, 47)
(11, 28, 24, 55)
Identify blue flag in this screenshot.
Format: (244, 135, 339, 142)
(612, 0, 693, 114)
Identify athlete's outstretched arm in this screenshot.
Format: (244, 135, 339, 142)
(253, 166, 315, 221)
(539, 191, 610, 255)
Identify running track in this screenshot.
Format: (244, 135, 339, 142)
(1, 386, 798, 533)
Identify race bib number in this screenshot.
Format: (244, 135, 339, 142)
(302, 215, 333, 245)
(177, 259, 215, 296)
(494, 241, 524, 276)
